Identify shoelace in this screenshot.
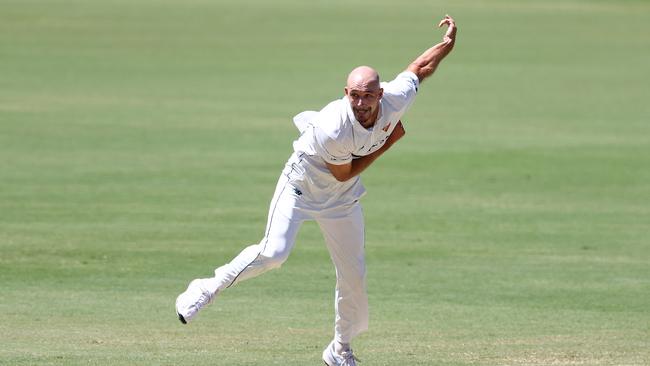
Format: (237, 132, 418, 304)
(340, 350, 360, 366)
(199, 292, 213, 306)
(193, 285, 214, 310)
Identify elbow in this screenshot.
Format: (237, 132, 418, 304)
(331, 169, 356, 182)
(325, 162, 355, 182)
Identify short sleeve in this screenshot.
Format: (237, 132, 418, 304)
(381, 71, 419, 111)
(313, 126, 352, 165)
(395, 70, 419, 93)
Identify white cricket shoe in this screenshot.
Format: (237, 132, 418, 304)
(175, 279, 216, 324)
(322, 341, 359, 366)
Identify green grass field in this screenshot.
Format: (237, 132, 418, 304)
(1, 0, 649, 365)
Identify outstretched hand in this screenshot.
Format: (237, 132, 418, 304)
(385, 120, 405, 147)
(407, 14, 458, 82)
(325, 120, 406, 182)
(437, 15, 457, 45)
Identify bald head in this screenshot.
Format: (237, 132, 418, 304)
(345, 65, 384, 127)
(346, 66, 381, 92)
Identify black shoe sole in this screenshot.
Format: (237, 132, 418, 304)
(177, 313, 187, 324)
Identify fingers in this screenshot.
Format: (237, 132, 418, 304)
(394, 120, 405, 135)
(438, 14, 454, 28)
(437, 14, 456, 43)
(390, 120, 406, 142)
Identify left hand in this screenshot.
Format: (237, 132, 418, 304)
(385, 120, 406, 147)
(437, 14, 457, 45)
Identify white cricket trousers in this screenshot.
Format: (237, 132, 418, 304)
(207, 174, 368, 344)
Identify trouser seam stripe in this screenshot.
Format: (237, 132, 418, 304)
(227, 178, 290, 288)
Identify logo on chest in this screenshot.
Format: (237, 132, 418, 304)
(353, 136, 389, 158)
(351, 121, 393, 158)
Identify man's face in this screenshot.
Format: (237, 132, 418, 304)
(345, 87, 383, 126)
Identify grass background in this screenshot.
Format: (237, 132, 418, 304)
(1, 0, 649, 365)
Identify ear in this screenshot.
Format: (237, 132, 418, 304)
(378, 88, 384, 99)
(344, 87, 349, 96)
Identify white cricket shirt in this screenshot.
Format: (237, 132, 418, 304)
(283, 71, 419, 209)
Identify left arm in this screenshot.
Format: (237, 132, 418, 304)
(325, 121, 406, 182)
(407, 15, 458, 83)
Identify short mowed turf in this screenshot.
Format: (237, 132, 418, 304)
(1, 0, 648, 365)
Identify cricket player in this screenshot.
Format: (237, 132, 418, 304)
(176, 15, 457, 366)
